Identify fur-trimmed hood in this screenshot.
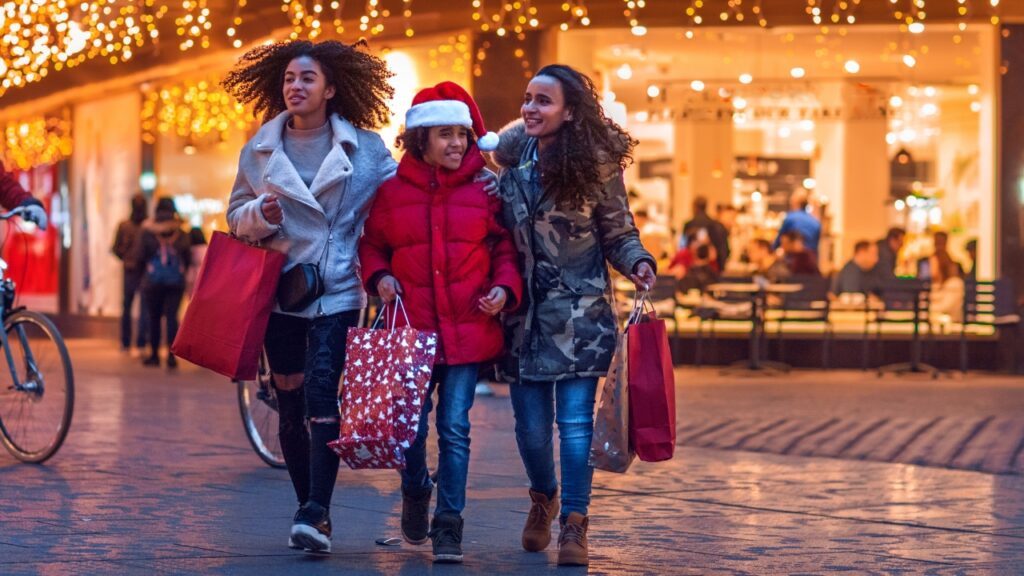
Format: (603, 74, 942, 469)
(491, 119, 528, 169)
(489, 119, 623, 182)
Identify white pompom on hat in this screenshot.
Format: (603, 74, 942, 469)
(404, 81, 500, 151)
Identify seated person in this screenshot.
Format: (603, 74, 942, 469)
(677, 243, 719, 294)
(668, 233, 719, 278)
(780, 230, 819, 276)
(746, 238, 791, 283)
(930, 251, 965, 323)
(832, 240, 879, 295)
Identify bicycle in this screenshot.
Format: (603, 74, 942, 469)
(236, 350, 285, 468)
(0, 207, 74, 463)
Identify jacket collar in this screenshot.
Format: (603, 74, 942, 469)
(396, 146, 486, 191)
(252, 111, 359, 153)
(255, 112, 360, 216)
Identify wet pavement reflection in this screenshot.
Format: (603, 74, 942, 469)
(1, 340, 1023, 574)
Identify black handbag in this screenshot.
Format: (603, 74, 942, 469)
(277, 262, 324, 312)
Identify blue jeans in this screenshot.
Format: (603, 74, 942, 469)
(400, 363, 479, 518)
(510, 377, 598, 519)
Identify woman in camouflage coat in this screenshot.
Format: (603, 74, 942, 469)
(491, 64, 656, 567)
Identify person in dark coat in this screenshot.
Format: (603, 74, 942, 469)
(112, 194, 149, 354)
(138, 197, 190, 368)
(832, 240, 879, 295)
(683, 195, 730, 271)
(873, 226, 905, 282)
(492, 64, 655, 567)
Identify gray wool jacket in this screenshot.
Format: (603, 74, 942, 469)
(227, 112, 397, 318)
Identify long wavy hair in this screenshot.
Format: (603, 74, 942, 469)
(533, 64, 637, 208)
(222, 40, 393, 128)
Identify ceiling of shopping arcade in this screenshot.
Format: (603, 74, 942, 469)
(0, 0, 1020, 109)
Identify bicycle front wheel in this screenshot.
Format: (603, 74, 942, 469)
(237, 353, 286, 469)
(0, 310, 74, 463)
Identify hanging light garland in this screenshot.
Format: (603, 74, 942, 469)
(0, 0, 165, 97)
(472, 0, 540, 39)
(140, 78, 255, 145)
(559, 0, 591, 32)
(226, 0, 247, 49)
(175, 0, 212, 51)
(1, 113, 72, 171)
(428, 33, 471, 74)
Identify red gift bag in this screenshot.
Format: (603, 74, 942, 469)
(171, 231, 285, 380)
(328, 299, 437, 469)
(626, 296, 677, 462)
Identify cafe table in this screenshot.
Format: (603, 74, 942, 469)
(705, 281, 804, 372)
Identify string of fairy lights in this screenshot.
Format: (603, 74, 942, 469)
(0, 0, 1011, 165)
(1, 1, 1009, 98)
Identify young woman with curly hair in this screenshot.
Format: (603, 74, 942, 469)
(223, 39, 397, 554)
(491, 64, 656, 566)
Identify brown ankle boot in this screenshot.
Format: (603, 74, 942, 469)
(557, 512, 589, 566)
(521, 489, 558, 552)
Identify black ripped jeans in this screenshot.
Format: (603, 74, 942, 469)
(264, 309, 361, 510)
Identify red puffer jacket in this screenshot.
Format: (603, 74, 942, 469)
(359, 147, 523, 365)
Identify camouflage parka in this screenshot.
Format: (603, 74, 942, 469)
(491, 121, 654, 383)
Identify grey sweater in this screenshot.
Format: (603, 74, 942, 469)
(227, 112, 397, 318)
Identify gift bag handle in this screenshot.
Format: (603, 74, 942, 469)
(627, 289, 655, 326)
(371, 295, 412, 333)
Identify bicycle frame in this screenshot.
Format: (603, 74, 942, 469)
(0, 259, 40, 396)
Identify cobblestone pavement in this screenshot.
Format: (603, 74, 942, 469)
(0, 341, 1023, 575)
(678, 368, 1024, 475)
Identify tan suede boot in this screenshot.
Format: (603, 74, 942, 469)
(521, 489, 559, 552)
(557, 512, 589, 566)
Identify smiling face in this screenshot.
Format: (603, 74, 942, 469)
(282, 55, 335, 122)
(422, 125, 469, 171)
(521, 75, 572, 145)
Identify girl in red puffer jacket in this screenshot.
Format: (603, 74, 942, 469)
(358, 81, 522, 564)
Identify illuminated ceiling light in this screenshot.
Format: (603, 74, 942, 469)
(967, 84, 980, 95)
(844, 60, 860, 74)
(899, 128, 917, 143)
(902, 54, 917, 68)
(799, 119, 815, 131)
(631, 25, 647, 36)
(924, 86, 937, 97)
(970, 101, 982, 112)
(739, 73, 753, 84)
(920, 102, 939, 116)
(895, 199, 906, 211)
(800, 140, 816, 153)
(886, 132, 897, 145)
(890, 95, 904, 107)
(803, 178, 817, 190)
(616, 63, 633, 80)
(908, 21, 925, 34)
(733, 97, 748, 110)
(690, 79, 705, 91)
(733, 112, 747, 125)
(646, 84, 660, 98)
(752, 190, 763, 202)
(790, 67, 806, 79)
(777, 126, 792, 138)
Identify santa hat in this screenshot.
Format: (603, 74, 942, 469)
(404, 81, 499, 151)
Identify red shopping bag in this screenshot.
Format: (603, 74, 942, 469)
(328, 299, 437, 469)
(627, 302, 677, 462)
(171, 232, 285, 380)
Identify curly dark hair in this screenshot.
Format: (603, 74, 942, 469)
(396, 126, 476, 161)
(533, 64, 637, 208)
(222, 39, 393, 128)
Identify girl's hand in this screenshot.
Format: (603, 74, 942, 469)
(631, 261, 657, 292)
(478, 286, 507, 316)
(474, 169, 499, 196)
(377, 275, 403, 304)
(261, 195, 283, 225)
